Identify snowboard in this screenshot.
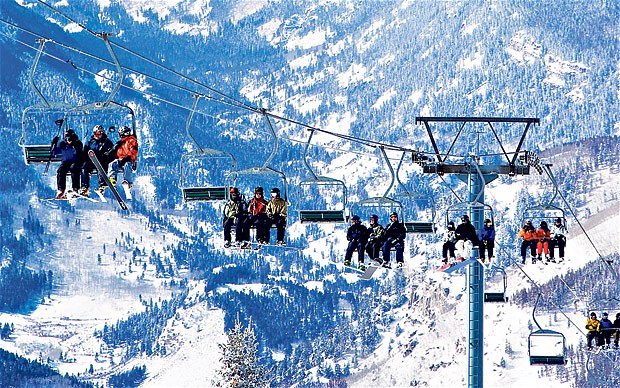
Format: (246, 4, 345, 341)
(441, 257, 477, 274)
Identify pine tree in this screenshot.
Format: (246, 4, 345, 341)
(218, 317, 268, 388)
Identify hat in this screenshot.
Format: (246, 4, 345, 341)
(555, 218, 562, 223)
(390, 212, 398, 218)
(448, 221, 455, 230)
(370, 214, 378, 222)
(484, 219, 492, 225)
(229, 187, 239, 194)
(590, 312, 597, 318)
(461, 214, 469, 222)
(603, 312, 608, 317)
(351, 215, 360, 222)
(270, 187, 280, 194)
(254, 186, 264, 194)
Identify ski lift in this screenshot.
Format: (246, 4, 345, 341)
(350, 147, 403, 224)
(528, 294, 566, 365)
(20, 38, 73, 165)
(395, 152, 436, 233)
(180, 94, 236, 202)
(226, 111, 288, 203)
(297, 129, 347, 223)
(484, 266, 507, 302)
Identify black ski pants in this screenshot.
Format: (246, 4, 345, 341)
(479, 240, 494, 260)
(223, 216, 244, 243)
(345, 240, 366, 264)
(266, 215, 287, 243)
(520, 240, 537, 260)
(57, 161, 81, 191)
(549, 238, 566, 259)
(365, 240, 382, 262)
(81, 160, 109, 189)
(442, 241, 456, 260)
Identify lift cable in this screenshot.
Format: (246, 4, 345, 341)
(542, 164, 617, 278)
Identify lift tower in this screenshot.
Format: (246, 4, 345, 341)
(415, 117, 539, 388)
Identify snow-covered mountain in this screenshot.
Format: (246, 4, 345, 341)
(0, 0, 619, 387)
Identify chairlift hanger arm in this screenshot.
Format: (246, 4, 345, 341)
(302, 129, 319, 181)
(185, 94, 204, 153)
(28, 38, 52, 107)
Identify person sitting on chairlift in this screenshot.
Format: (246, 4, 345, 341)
(599, 312, 614, 349)
(441, 221, 457, 265)
(549, 217, 568, 263)
(365, 214, 385, 264)
(266, 187, 287, 246)
(223, 187, 247, 248)
(478, 218, 495, 263)
(106, 125, 138, 192)
(80, 124, 114, 197)
(241, 186, 268, 249)
(52, 129, 84, 199)
(585, 312, 602, 350)
(455, 214, 479, 260)
(344, 215, 368, 271)
(517, 220, 538, 264)
(381, 212, 406, 269)
(536, 221, 551, 263)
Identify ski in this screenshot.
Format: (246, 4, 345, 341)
(87, 150, 128, 210)
(441, 257, 477, 274)
(122, 181, 133, 200)
(93, 188, 108, 203)
(41, 192, 98, 203)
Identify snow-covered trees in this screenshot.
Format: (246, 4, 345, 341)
(218, 317, 268, 388)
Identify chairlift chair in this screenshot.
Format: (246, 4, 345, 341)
(445, 201, 494, 227)
(180, 95, 235, 202)
(395, 152, 437, 233)
(20, 38, 73, 165)
(521, 169, 567, 227)
(484, 266, 508, 302)
(350, 147, 404, 225)
(297, 130, 347, 223)
(224, 111, 288, 203)
(528, 294, 566, 365)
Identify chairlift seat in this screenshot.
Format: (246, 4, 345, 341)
(182, 187, 227, 201)
(528, 329, 566, 365)
(404, 221, 436, 234)
(24, 145, 61, 164)
(484, 292, 507, 302)
(300, 210, 347, 223)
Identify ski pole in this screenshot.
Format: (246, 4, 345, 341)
(43, 119, 64, 176)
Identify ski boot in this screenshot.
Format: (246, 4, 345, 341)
(240, 241, 251, 250)
(344, 259, 351, 267)
(79, 187, 90, 197)
(382, 261, 391, 269)
(55, 190, 66, 199)
(276, 240, 286, 247)
(358, 263, 366, 271)
(224, 241, 232, 248)
(108, 176, 117, 187)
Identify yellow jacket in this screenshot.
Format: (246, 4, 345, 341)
(266, 197, 287, 218)
(586, 318, 601, 333)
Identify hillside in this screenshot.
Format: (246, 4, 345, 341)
(0, 0, 619, 387)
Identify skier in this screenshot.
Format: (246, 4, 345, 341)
(478, 218, 495, 263)
(344, 215, 368, 270)
(80, 125, 114, 197)
(381, 212, 406, 269)
(613, 313, 620, 349)
(265, 187, 287, 246)
(536, 221, 551, 263)
(441, 221, 457, 265)
(599, 312, 614, 349)
(549, 217, 568, 263)
(106, 126, 138, 194)
(223, 187, 247, 248)
(455, 214, 478, 260)
(241, 186, 268, 249)
(365, 214, 385, 264)
(52, 129, 84, 199)
(517, 220, 538, 264)
(585, 312, 602, 350)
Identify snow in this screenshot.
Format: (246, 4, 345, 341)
(285, 28, 329, 51)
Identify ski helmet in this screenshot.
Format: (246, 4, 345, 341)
(461, 214, 469, 222)
(119, 126, 131, 137)
(270, 187, 280, 195)
(590, 312, 597, 318)
(254, 186, 264, 194)
(390, 212, 398, 219)
(370, 214, 379, 223)
(93, 124, 104, 133)
(229, 187, 239, 195)
(351, 215, 360, 222)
